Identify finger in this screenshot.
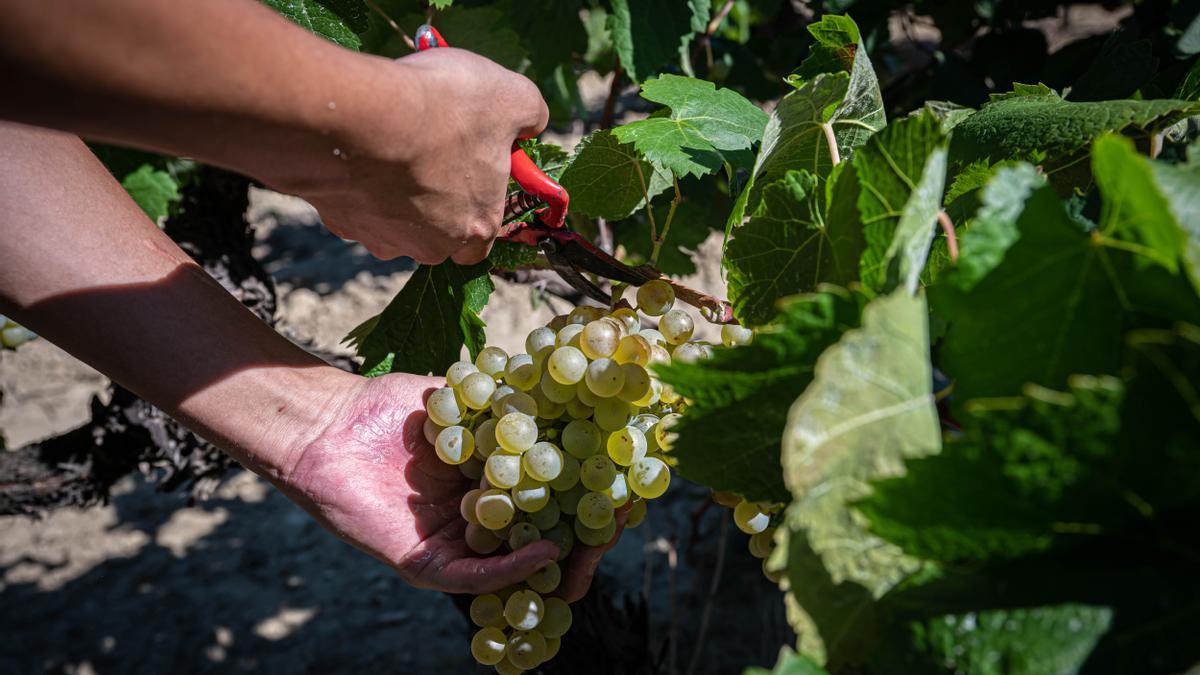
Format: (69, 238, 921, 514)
(555, 506, 629, 603)
(510, 77, 549, 140)
(450, 236, 494, 266)
(434, 540, 560, 595)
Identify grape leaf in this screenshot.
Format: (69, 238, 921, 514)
(950, 163, 1044, 291)
(121, 165, 181, 222)
(558, 129, 671, 220)
(655, 288, 865, 503)
(430, 0, 452, 9)
(744, 648, 830, 675)
(607, 0, 709, 83)
(612, 75, 769, 178)
(948, 85, 1200, 173)
(509, 0, 587, 78)
(348, 261, 493, 377)
(853, 112, 949, 294)
(613, 179, 728, 276)
(397, 6, 526, 69)
(262, 0, 365, 50)
(777, 290, 941, 664)
(724, 170, 863, 326)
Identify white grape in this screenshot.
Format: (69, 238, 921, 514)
(617, 363, 651, 402)
(649, 343, 673, 366)
(525, 326, 557, 360)
(511, 476, 551, 512)
(613, 334, 652, 367)
(542, 521, 574, 561)
(435, 425, 474, 465)
(561, 419, 601, 459)
(575, 380, 601, 407)
(485, 453, 524, 490)
(636, 280, 675, 316)
(631, 413, 659, 435)
(609, 307, 639, 334)
(475, 346, 509, 377)
(584, 358, 625, 398)
(659, 309, 694, 345)
(503, 590, 544, 631)
(507, 522, 541, 550)
(539, 371, 576, 404)
(527, 496, 561, 530)
(712, 490, 743, 508)
(556, 482, 587, 515)
(544, 636, 561, 661)
(465, 522, 503, 554)
(631, 379, 662, 407)
(547, 346, 587, 384)
(733, 501, 771, 534)
(446, 360, 479, 387)
(655, 413, 681, 452)
(460, 488, 484, 525)
(580, 319, 620, 360)
(579, 455, 617, 492)
(459, 457, 484, 480)
(493, 391, 538, 419)
(671, 341, 710, 365)
(523, 441, 564, 482)
(470, 626, 507, 665)
(555, 323, 584, 348)
(470, 594, 507, 629)
(573, 516, 616, 547)
(603, 471, 630, 508)
(628, 457, 671, 499)
(721, 324, 754, 347)
(626, 498, 647, 528)
(606, 426, 647, 466)
(593, 398, 633, 431)
(576, 491, 615, 529)
(749, 527, 776, 559)
(548, 454, 580, 492)
(475, 418, 500, 458)
(425, 387, 463, 427)
(639, 328, 667, 346)
(506, 629, 547, 670)
(476, 489, 516, 530)
(504, 353, 541, 391)
(526, 560, 561, 594)
(496, 412, 538, 453)
(494, 656, 523, 675)
(539, 597, 573, 639)
(565, 397, 593, 420)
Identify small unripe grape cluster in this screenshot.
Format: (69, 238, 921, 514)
(712, 491, 785, 582)
(425, 290, 701, 673)
(0, 315, 36, 350)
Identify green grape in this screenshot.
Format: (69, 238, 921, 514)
(503, 353, 540, 391)
(561, 419, 601, 459)
(489, 384, 516, 413)
(639, 328, 667, 346)
(580, 319, 620, 359)
(626, 498, 647, 528)
(485, 453, 524, 490)
(446, 360, 479, 387)
(603, 471, 630, 508)
(494, 656, 523, 675)
(511, 476, 551, 512)
(496, 412, 538, 453)
(538, 397, 567, 421)
(593, 398, 633, 431)
(460, 371, 498, 409)
(565, 397, 593, 419)
(541, 521, 575, 561)
(659, 309, 694, 345)
(609, 307, 640, 334)
(470, 594, 507, 629)
(422, 416, 443, 445)
(548, 454, 580, 491)
(749, 527, 776, 559)
(476, 489, 516, 530)
(631, 413, 659, 435)
(733, 500, 771, 534)
(506, 629, 547, 670)
(575, 380, 601, 407)
(475, 346, 509, 377)
(580, 455, 617, 492)
(539, 371, 576, 403)
(631, 379, 662, 407)
(649, 343, 673, 366)
(526, 560, 561, 594)
(525, 326, 557, 360)
(544, 636, 561, 661)
(470, 626, 508, 666)
(507, 522, 541, 550)
(539, 598, 573, 639)
(721, 324, 754, 347)
(672, 341, 712, 364)
(523, 441, 564, 482)
(654, 413, 681, 452)
(636, 279, 675, 316)
(576, 491, 615, 529)
(615, 363, 650, 403)
(568, 305, 605, 325)
(628, 457, 671, 499)
(546, 314, 568, 332)
(584, 358, 625, 398)
(556, 482, 587, 515)
(555, 323, 584, 348)
(503, 589, 544, 631)
(613, 334, 652, 366)
(425, 387, 463, 427)
(434, 425, 474, 465)
(712, 490, 742, 508)
(475, 418, 500, 458)
(547, 346, 587, 384)
(460, 488, 484, 525)
(574, 515, 617, 547)
(465, 522, 503, 554)
(493, 391, 539, 419)
(459, 456, 484, 480)
(606, 426, 647, 466)
(527, 496, 561, 530)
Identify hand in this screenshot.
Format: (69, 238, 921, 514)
(295, 48, 549, 266)
(276, 372, 623, 597)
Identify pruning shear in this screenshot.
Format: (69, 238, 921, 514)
(415, 25, 734, 323)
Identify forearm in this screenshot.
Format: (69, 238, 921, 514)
(0, 0, 413, 195)
(0, 123, 355, 479)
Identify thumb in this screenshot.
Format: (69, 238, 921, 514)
(438, 540, 560, 595)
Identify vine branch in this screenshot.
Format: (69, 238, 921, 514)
(938, 210, 959, 263)
(364, 0, 415, 50)
(650, 176, 682, 266)
(821, 122, 841, 166)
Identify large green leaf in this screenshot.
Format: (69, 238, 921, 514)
(778, 291, 941, 664)
(607, 0, 708, 83)
(724, 170, 862, 325)
(853, 112, 949, 294)
(347, 261, 493, 376)
(655, 288, 864, 503)
(509, 0, 587, 78)
(121, 165, 181, 222)
(402, 6, 526, 70)
(948, 85, 1200, 175)
(558, 129, 671, 220)
(744, 647, 830, 675)
(613, 75, 768, 178)
(262, 0, 365, 50)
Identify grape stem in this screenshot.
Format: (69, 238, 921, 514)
(364, 0, 415, 50)
(938, 210, 959, 263)
(649, 176, 682, 267)
(821, 122, 841, 166)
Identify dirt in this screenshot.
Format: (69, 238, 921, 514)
(0, 186, 788, 674)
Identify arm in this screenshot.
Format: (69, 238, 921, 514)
(0, 0, 548, 264)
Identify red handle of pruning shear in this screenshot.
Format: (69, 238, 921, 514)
(415, 24, 568, 231)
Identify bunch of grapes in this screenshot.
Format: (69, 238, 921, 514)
(423, 280, 699, 673)
(0, 315, 37, 350)
(713, 491, 785, 583)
